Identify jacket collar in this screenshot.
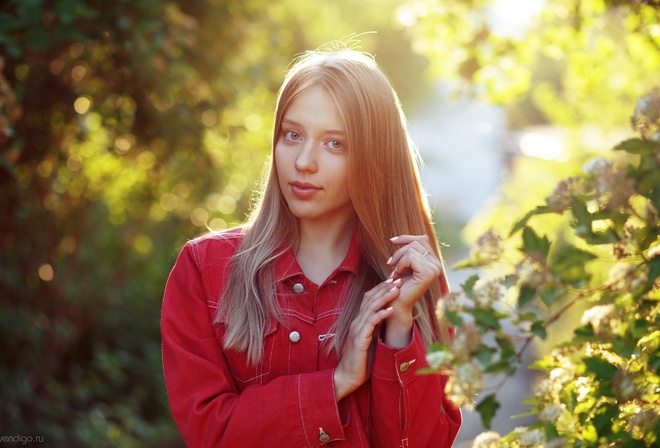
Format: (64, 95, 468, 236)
(274, 224, 362, 284)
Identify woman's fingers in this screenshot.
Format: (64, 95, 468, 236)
(352, 281, 400, 336)
(334, 280, 400, 400)
(388, 235, 442, 271)
(385, 234, 444, 311)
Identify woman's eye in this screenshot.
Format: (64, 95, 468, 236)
(284, 130, 302, 141)
(327, 140, 343, 150)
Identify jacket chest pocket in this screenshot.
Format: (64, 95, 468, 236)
(219, 320, 285, 389)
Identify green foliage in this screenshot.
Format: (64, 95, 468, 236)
(426, 90, 660, 446)
(404, 3, 660, 444)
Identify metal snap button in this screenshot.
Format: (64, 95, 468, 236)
(289, 331, 301, 343)
(293, 282, 304, 294)
(318, 429, 330, 443)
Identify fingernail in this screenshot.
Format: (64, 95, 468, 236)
(386, 257, 393, 265)
(389, 286, 398, 292)
(390, 236, 399, 241)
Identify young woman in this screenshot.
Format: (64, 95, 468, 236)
(161, 47, 461, 447)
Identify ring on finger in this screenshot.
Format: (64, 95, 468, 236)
(422, 250, 430, 257)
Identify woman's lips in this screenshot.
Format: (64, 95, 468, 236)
(290, 181, 321, 199)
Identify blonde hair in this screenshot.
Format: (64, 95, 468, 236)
(217, 47, 450, 365)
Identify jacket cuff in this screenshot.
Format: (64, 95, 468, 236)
(373, 324, 428, 387)
(297, 370, 345, 447)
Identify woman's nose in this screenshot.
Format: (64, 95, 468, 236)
(295, 142, 318, 173)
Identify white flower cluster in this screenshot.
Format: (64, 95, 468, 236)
(547, 176, 581, 212)
(445, 361, 482, 407)
(516, 261, 549, 289)
(647, 244, 660, 259)
(608, 263, 648, 291)
(539, 403, 565, 423)
(426, 350, 454, 370)
(535, 353, 577, 401)
(581, 304, 617, 337)
(436, 291, 469, 319)
(514, 427, 546, 447)
(632, 88, 660, 141)
(575, 376, 592, 402)
(470, 229, 504, 266)
(472, 431, 501, 448)
(582, 157, 634, 210)
(545, 438, 567, 448)
(583, 157, 613, 177)
(450, 323, 480, 356)
(613, 222, 638, 259)
(471, 278, 506, 308)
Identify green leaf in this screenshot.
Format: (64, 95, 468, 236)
(551, 245, 596, 271)
(648, 353, 660, 373)
(452, 258, 481, 269)
(517, 285, 536, 309)
(572, 197, 592, 227)
(460, 274, 479, 294)
(611, 337, 634, 358)
(510, 205, 554, 236)
(484, 360, 517, 375)
(583, 356, 618, 380)
(626, 319, 650, 340)
(582, 424, 598, 444)
(467, 308, 502, 330)
(476, 394, 501, 429)
(568, 324, 597, 345)
(639, 171, 660, 195)
(531, 321, 547, 339)
(475, 345, 496, 365)
(495, 332, 516, 359)
(584, 229, 619, 245)
(635, 226, 657, 251)
(443, 309, 463, 327)
(503, 274, 518, 288)
(538, 285, 565, 307)
(614, 138, 660, 154)
(593, 403, 618, 437)
(528, 356, 562, 371)
(648, 257, 660, 285)
(521, 226, 551, 259)
(544, 423, 560, 440)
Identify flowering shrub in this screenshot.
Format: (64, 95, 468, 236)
(428, 90, 660, 446)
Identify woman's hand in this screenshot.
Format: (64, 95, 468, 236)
(333, 279, 401, 401)
(384, 234, 443, 347)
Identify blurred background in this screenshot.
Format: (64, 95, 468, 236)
(1, 0, 658, 446)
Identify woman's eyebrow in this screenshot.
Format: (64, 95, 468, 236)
(281, 118, 345, 135)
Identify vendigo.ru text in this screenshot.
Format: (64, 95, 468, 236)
(0, 435, 44, 444)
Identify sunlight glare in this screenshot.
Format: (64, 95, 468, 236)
(490, 0, 544, 37)
(519, 132, 565, 161)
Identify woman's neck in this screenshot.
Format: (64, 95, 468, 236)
(294, 217, 355, 285)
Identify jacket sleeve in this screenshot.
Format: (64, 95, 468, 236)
(370, 324, 462, 448)
(161, 243, 345, 448)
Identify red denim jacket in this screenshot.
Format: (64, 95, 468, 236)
(161, 228, 461, 447)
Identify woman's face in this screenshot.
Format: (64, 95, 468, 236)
(274, 85, 354, 228)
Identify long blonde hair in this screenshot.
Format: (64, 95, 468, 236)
(217, 48, 450, 365)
